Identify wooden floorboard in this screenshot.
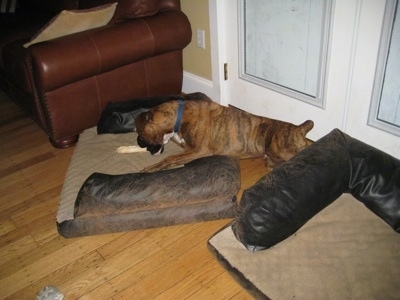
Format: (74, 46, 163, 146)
(0, 90, 269, 299)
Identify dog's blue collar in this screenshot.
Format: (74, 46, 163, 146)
(173, 100, 184, 133)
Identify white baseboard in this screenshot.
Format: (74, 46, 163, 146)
(182, 72, 219, 100)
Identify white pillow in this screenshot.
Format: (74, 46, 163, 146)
(23, 3, 117, 48)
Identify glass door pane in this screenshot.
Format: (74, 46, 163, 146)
(370, 0, 400, 136)
(240, 0, 332, 107)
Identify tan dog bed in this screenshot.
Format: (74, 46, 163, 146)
(208, 194, 400, 299)
(57, 127, 240, 238)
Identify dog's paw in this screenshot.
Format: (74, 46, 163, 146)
(115, 146, 147, 154)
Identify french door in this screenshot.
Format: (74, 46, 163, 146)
(213, 0, 399, 158)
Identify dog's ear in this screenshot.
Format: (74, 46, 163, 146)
(144, 111, 152, 122)
(137, 111, 152, 123)
(299, 120, 314, 135)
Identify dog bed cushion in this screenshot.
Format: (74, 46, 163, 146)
(57, 127, 240, 238)
(208, 194, 400, 299)
(232, 129, 400, 251)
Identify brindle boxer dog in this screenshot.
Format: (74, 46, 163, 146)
(121, 99, 314, 172)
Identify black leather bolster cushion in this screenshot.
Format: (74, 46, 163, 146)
(97, 92, 211, 134)
(59, 155, 240, 237)
(232, 129, 400, 251)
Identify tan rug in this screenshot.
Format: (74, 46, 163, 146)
(208, 193, 400, 299)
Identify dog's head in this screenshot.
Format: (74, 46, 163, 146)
(136, 135, 164, 155)
(135, 103, 177, 155)
(268, 119, 314, 162)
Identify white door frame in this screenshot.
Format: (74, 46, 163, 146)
(208, 0, 228, 105)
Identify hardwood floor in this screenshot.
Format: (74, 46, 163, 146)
(0, 91, 269, 299)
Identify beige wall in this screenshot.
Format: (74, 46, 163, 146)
(181, 0, 212, 80)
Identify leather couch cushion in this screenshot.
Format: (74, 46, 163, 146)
(23, 3, 116, 48)
(29, 9, 191, 91)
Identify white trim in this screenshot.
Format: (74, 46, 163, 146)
(182, 71, 218, 101)
(209, 0, 229, 105)
(342, 0, 362, 132)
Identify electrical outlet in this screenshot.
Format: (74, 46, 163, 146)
(196, 29, 206, 49)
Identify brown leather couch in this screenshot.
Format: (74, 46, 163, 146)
(0, 0, 191, 147)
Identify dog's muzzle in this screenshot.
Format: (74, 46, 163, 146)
(137, 135, 164, 155)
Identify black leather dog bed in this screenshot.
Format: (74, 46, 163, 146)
(57, 128, 240, 238)
(208, 129, 400, 299)
(232, 129, 400, 251)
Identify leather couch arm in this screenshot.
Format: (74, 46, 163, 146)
(30, 9, 191, 92)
